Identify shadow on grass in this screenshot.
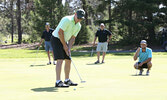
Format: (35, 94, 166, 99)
(111, 53, 133, 56)
(86, 63, 103, 65)
(131, 74, 149, 76)
(30, 64, 46, 67)
(31, 87, 58, 92)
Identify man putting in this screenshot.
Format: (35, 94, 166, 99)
(133, 40, 152, 75)
(51, 9, 85, 87)
(38, 22, 56, 65)
(93, 23, 112, 64)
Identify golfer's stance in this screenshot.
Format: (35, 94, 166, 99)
(133, 40, 152, 75)
(51, 9, 85, 87)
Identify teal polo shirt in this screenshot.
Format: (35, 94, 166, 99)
(138, 47, 152, 63)
(52, 15, 81, 42)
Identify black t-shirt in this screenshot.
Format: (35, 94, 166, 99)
(95, 29, 112, 42)
(41, 28, 54, 41)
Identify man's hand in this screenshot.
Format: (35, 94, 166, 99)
(63, 45, 69, 56)
(38, 42, 41, 47)
(137, 47, 140, 52)
(107, 39, 110, 43)
(93, 43, 95, 47)
(134, 47, 140, 61)
(139, 62, 143, 66)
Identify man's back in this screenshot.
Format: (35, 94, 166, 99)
(52, 15, 81, 42)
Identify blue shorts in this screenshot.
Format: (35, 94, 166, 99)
(45, 41, 53, 51)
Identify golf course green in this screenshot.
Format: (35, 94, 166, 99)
(0, 49, 167, 100)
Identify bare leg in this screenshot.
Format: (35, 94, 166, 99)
(51, 51, 54, 61)
(47, 51, 51, 62)
(97, 52, 100, 61)
(64, 59, 71, 79)
(102, 52, 106, 62)
(56, 60, 63, 81)
(134, 62, 139, 69)
(147, 62, 152, 71)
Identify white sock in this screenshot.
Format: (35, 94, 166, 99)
(65, 79, 70, 82)
(56, 80, 61, 84)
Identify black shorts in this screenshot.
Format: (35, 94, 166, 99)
(51, 36, 70, 60)
(138, 62, 148, 68)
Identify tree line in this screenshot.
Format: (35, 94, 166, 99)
(0, 0, 167, 45)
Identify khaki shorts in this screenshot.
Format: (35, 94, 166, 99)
(96, 42, 108, 52)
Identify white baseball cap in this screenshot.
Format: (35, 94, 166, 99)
(140, 40, 147, 44)
(45, 22, 50, 26)
(100, 23, 105, 26)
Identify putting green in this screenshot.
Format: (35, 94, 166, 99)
(0, 51, 167, 100)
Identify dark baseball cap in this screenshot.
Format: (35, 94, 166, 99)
(76, 9, 85, 19)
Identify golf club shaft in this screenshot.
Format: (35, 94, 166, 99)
(32, 46, 40, 66)
(136, 63, 138, 75)
(70, 57, 83, 81)
(91, 49, 93, 57)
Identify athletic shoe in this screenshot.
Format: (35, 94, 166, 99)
(64, 79, 78, 86)
(94, 61, 99, 64)
(53, 61, 56, 65)
(146, 70, 149, 76)
(47, 62, 51, 65)
(138, 69, 144, 75)
(101, 61, 104, 63)
(55, 81, 69, 87)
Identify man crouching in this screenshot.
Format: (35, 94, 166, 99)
(133, 40, 152, 75)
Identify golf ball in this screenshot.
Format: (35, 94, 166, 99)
(73, 88, 76, 90)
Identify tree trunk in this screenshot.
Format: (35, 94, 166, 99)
(82, 0, 88, 25)
(17, 0, 22, 44)
(147, 12, 155, 43)
(10, 0, 14, 43)
(108, 3, 111, 31)
(128, 9, 132, 37)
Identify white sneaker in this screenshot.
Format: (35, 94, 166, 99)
(146, 70, 149, 76)
(53, 61, 56, 65)
(139, 69, 143, 75)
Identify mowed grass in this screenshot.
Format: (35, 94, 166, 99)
(0, 48, 167, 100)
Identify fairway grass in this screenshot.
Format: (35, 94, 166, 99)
(0, 49, 167, 100)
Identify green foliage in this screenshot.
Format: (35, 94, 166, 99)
(75, 21, 90, 44)
(30, 0, 68, 41)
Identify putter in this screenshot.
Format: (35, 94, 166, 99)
(136, 63, 138, 75)
(69, 56, 86, 83)
(90, 48, 93, 57)
(30, 47, 40, 66)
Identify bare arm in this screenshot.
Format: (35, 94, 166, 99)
(38, 39, 44, 47)
(133, 47, 140, 61)
(107, 35, 112, 43)
(142, 58, 152, 64)
(58, 28, 69, 56)
(68, 36, 75, 56)
(138, 58, 152, 66)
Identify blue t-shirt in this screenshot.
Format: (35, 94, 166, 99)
(138, 47, 152, 63)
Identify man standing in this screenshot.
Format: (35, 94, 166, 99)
(38, 22, 56, 65)
(51, 9, 85, 87)
(93, 23, 112, 64)
(133, 40, 152, 75)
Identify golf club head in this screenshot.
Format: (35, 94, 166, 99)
(81, 81, 86, 83)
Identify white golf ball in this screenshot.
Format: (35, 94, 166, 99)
(73, 88, 76, 90)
